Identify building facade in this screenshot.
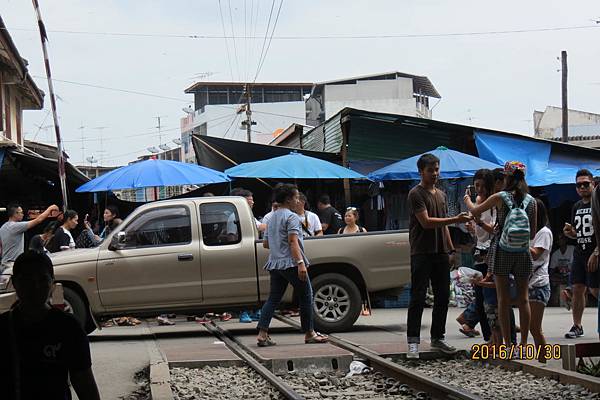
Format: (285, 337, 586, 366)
(534, 106, 600, 148)
(0, 17, 44, 147)
(180, 82, 312, 163)
(305, 72, 440, 127)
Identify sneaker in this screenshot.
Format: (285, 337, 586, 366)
(407, 343, 419, 359)
(250, 310, 261, 321)
(239, 311, 252, 323)
(430, 339, 457, 354)
(564, 325, 584, 339)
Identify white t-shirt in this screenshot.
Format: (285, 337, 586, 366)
(549, 245, 575, 276)
(529, 226, 553, 288)
(298, 211, 322, 237)
(475, 209, 495, 249)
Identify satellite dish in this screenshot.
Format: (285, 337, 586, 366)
(172, 138, 182, 145)
(182, 105, 194, 114)
(159, 144, 171, 151)
(86, 156, 97, 164)
(147, 147, 160, 154)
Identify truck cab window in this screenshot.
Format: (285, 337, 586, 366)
(122, 206, 191, 248)
(200, 203, 241, 246)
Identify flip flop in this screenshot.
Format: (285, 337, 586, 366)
(305, 332, 328, 344)
(257, 336, 276, 347)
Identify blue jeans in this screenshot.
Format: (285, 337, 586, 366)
(257, 267, 314, 333)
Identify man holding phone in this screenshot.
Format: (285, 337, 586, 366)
(563, 169, 598, 338)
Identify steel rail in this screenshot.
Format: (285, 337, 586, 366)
(204, 322, 305, 400)
(275, 314, 482, 400)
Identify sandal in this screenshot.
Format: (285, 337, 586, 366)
(257, 336, 276, 347)
(305, 332, 328, 344)
(459, 327, 477, 338)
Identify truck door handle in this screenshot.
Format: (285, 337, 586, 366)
(178, 254, 194, 261)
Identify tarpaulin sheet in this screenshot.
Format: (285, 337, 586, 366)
(475, 131, 600, 186)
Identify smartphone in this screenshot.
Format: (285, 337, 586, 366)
(84, 214, 89, 222)
(467, 185, 477, 203)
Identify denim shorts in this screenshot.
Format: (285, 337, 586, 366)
(528, 284, 551, 306)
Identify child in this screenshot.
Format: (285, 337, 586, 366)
(474, 272, 518, 346)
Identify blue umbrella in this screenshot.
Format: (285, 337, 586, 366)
(76, 159, 230, 193)
(224, 152, 367, 179)
(368, 146, 501, 181)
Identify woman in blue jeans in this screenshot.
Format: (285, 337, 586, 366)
(256, 183, 328, 346)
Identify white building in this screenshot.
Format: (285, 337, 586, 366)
(180, 82, 313, 163)
(534, 106, 600, 149)
(305, 71, 440, 127)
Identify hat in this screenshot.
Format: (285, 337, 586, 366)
(504, 161, 526, 175)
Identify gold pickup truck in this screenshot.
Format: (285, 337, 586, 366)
(0, 197, 410, 333)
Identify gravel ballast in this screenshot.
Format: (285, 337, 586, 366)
(170, 366, 284, 400)
(399, 359, 600, 400)
(282, 370, 425, 399)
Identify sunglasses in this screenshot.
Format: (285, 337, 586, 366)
(346, 207, 357, 211)
(576, 182, 592, 189)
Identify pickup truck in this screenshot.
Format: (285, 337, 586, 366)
(0, 197, 410, 333)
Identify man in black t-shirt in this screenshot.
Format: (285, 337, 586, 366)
(316, 195, 343, 235)
(563, 169, 599, 339)
(0, 251, 100, 400)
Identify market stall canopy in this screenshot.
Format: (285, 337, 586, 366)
(475, 131, 600, 186)
(76, 159, 230, 193)
(225, 152, 368, 179)
(192, 135, 340, 171)
(368, 146, 501, 181)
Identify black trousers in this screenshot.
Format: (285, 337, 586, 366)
(407, 253, 450, 344)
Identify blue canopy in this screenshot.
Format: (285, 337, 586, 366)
(224, 152, 367, 179)
(368, 146, 501, 181)
(76, 159, 230, 193)
(475, 131, 600, 186)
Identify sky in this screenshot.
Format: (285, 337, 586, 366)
(1, 0, 599, 166)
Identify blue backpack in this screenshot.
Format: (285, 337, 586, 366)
(498, 192, 533, 253)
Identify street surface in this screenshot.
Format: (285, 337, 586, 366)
(86, 306, 599, 399)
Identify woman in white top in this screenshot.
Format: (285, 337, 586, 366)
(48, 210, 78, 253)
(296, 193, 323, 237)
(529, 198, 553, 363)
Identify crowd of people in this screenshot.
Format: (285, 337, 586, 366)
(406, 154, 600, 361)
(2, 153, 600, 398)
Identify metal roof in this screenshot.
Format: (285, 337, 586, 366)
(316, 71, 441, 99)
(185, 81, 314, 94)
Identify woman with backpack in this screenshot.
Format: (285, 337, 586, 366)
(338, 207, 367, 234)
(465, 161, 537, 348)
(529, 198, 552, 362)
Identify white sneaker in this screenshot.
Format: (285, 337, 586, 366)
(407, 343, 419, 359)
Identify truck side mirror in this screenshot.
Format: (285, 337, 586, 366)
(109, 232, 127, 251)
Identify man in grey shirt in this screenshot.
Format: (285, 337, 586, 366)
(0, 203, 59, 271)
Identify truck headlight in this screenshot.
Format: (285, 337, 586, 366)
(0, 274, 13, 293)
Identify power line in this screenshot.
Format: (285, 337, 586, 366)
(32, 75, 190, 102)
(227, 0, 242, 80)
(217, 0, 234, 81)
(254, 0, 284, 82)
(5, 24, 599, 40)
(255, 0, 275, 83)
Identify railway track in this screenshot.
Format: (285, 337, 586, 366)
(168, 317, 484, 399)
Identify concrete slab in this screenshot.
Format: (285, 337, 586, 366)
(157, 336, 240, 363)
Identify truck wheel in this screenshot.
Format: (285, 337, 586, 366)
(311, 273, 362, 333)
(63, 287, 95, 334)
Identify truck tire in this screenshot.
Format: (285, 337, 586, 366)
(311, 273, 362, 333)
(63, 287, 95, 334)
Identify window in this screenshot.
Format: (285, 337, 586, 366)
(123, 206, 191, 248)
(200, 203, 241, 246)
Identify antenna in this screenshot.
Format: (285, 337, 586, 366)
(92, 126, 108, 165)
(78, 123, 86, 165)
(154, 115, 167, 145)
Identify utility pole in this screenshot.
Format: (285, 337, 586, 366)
(561, 50, 569, 142)
(155, 115, 167, 145)
(244, 84, 253, 143)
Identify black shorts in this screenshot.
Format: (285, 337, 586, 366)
(570, 253, 600, 289)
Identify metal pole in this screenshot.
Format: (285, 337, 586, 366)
(245, 84, 252, 143)
(561, 50, 568, 143)
(32, 0, 69, 210)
